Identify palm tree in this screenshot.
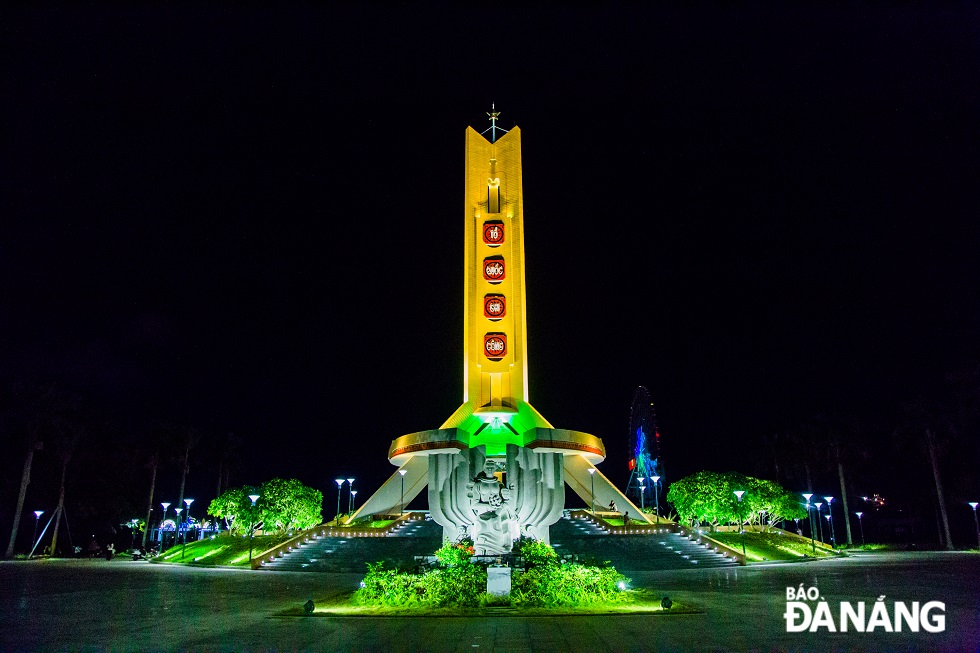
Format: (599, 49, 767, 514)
(897, 397, 955, 550)
(4, 383, 65, 558)
(174, 427, 201, 525)
(213, 431, 242, 499)
(141, 452, 159, 548)
(826, 418, 863, 547)
(47, 420, 82, 556)
(796, 413, 865, 547)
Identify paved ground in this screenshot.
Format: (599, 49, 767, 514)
(1, 552, 977, 652)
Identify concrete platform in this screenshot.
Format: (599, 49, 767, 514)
(1, 552, 977, 651)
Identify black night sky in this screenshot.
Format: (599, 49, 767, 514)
(2, 6, 978, 546)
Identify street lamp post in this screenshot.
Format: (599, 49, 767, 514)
(587, 468, 596, 515)
(160, 502, 171, 550)
(129, 519, 139, 549)
(823, 496, 836, 547)
(651, 476, 661, 524)
(174, 507, 183, 556)
(969, 503, 979, 549)
(814, 502, 824, 543)
(334, 479, 345, 525)
(184, 498, 195, 537)
(803, 494, 815, 555)
(734, 490, 746, 559)
(855, 512, 865, 546)
(350, 490, 358, 515)
(638, 482, 645, 511)
(182, 499, 194, 559)
(347, 478, 355, 515)
(399, 469, 407, 516)
(248, 494, 260, 563)
(31, 510, 44, 558)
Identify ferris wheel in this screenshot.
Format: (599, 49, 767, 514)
(626, 386, 664, 514)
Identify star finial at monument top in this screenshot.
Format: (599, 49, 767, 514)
(481, 103, 509, 143)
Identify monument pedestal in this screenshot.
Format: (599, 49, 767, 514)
(487, 566, 512, 597)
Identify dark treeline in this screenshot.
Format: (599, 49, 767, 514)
(3, 360, 979, 556)
(0, 379, 247, 557)
(749, 362, 980, 549)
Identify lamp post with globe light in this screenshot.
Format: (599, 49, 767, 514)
(31, 511, 44, 558)
(181, 499, 194, 559)
(347, 478, 355, 515)
(823, 496, 836, 546)
(184, 499, 194, 538)
(969, 502, 979, 549)
(248, 494, 260, 563)
(350, 490, 358, 515)
(855, 512, 865, 545)
(334, 479, 345, 525)
(814, 502, 824, 543)
(399, 469, 407, 516)
(174, 507, 183, 553)
(802, 494, 816, 555)
(587, 468, 596, 515)
(160, 503, 171, 549)
(733, 490, 746, 558)
(651, 476, 661, 523)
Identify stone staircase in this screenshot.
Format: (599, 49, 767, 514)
(549, 514, 739, 571)
(259, 513, 738, 574)
(259, 516, 442, 573)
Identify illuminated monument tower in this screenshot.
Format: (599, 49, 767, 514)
(352, 110, 647, 553)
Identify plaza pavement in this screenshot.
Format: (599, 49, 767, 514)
(1, 552, 977, 652)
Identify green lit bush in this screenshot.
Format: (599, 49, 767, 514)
(353, 540, 487, 608)
(352, 539, 631, 610)
(511, 539, 629, 607)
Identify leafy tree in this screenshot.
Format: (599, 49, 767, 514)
(667, 471, 805, 531)
(208, 487, 259, 534)
(257, 478, 323, 533)
(667, 471, 742, 528)
(745, 477, 806, 530)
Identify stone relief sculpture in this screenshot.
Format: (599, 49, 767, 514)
(467, 458, 518, 555)
(427, 445, 565, 552)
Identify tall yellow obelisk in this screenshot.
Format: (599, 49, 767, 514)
(350, 111, 649, 532)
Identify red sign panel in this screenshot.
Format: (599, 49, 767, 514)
(483, 222, 505, 246)
(484, 295, 506, 319)
(483, 257, 505, 282)
(484, 333, 507, 359)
